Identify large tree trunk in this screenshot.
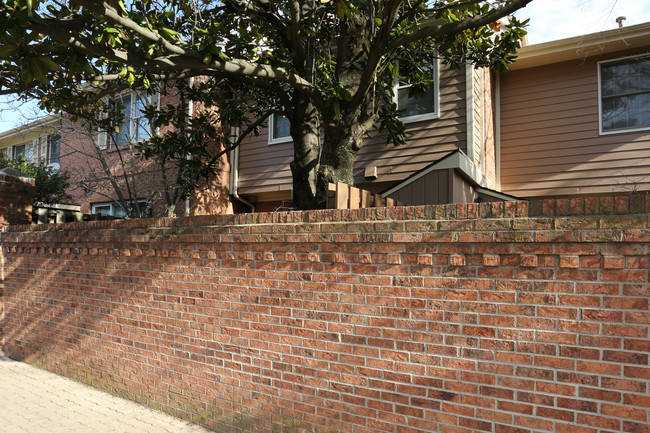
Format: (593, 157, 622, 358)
(290, 99, 322, 210)
(314, 110, 366, 209)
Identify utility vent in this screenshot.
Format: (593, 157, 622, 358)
(364, 166, 378, 180)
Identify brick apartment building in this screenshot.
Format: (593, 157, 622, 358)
(0, 88, 233, 219)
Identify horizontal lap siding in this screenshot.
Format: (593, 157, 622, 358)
(500, 49, 650, 198)
(237, 66, 467, 195)
(353, 67, 467, 185)
(238, 129, 294, 194)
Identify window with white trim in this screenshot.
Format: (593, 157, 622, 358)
(13, 144, 25, 159)
(48, 134, 61, 165)
(107, 92, 152, 148)
(91, 200, 150, 218)
(268, 114, 292, 144)
(395, 59, 439, 123)
(600, 55, 650, 133)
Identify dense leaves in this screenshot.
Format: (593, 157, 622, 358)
(0, 0, 531, 209)
(0, 153, 71, 204)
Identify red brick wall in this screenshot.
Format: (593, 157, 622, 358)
(1, 195, 649, 433)
(0, 171, 36, 351)
(0, 172, 35, 226)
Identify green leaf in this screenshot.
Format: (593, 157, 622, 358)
(40, 57, 61, 72)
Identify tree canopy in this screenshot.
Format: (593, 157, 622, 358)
(0, 0, 531, 209)
(0, 153, 71, 204)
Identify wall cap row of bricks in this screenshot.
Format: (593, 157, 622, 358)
(2, 194, 649, 235)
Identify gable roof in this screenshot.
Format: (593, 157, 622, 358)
(510, 21, 650, 70)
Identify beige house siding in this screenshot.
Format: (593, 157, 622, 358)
(0, 117, 59, 164)
(482, 69, 497, 189)
(237, 65, 468, 197)
(500, 48, 650, 198)
(470, 67, 497, 190)
(237, 128, 294, 195)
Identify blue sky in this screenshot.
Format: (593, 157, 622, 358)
(2, 0, 650, 133)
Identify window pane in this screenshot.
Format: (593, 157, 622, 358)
(49, 134, 61, 165)
(602, 93, 650, 131)
(398, 86, 436, 118)
(134, 95, 151, 142)
(93, 205, 111, 216)
(272, 115, 291, 140)
(601, 55, 650, 132)
(110, 95, 131, 147)
(113, 205, 127, 218)
(14, 145, 25, 158)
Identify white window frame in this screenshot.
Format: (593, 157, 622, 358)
(598, 54, 650, 135)
(47, 134, 61, 165)
(13, 144, 25, 159)
(268, 113, 292, 145)
(99, 90, 157, 149)
(91, 200, 149, 218)
(394, 58, 440, 124)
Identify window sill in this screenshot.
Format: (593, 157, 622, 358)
(268, 136, 293, 145)
(600, 125, 650, 135)
(400, 112, 439, 124)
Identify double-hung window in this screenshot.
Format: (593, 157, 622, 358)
(108, 92, 152, 148)
(268, 114, 292, 144)
(395, 59, 440, 123)
(13, 144, 25, 159)
(600, 55, 650, 134)
(48, 134, 61, 165)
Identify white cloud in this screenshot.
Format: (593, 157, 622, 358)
(516, 0, 650, 44)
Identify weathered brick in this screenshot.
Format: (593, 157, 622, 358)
(2, 198, 649, 433)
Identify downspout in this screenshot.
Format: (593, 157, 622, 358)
(229, 126, 255, 212)
(185, 77, 194, 217)
(495, 72, 502, 190)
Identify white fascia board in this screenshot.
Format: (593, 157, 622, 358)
(0, 114, 61, 141)
(510, 22, 650, 70)
(382, 150, 489, 198)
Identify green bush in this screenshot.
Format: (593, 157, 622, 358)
(0, 154, 71, 205)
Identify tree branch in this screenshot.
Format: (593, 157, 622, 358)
(75, 0, 196, 58)
(388, 0, 533, 51)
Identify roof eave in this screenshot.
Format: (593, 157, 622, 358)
(0, 114, 61, 141)
(510, 21, 650, 70)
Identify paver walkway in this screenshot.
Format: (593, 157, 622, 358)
(0, 356, 213, 433)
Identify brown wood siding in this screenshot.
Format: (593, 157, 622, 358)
(500, 48, 650, 198)
(388, 169, 450, 206)
(451, 169, 476, 204)
(354, 66, 467, 185)
(386, 168, 477, 206)
(237, 65, 468, 196)
(237, 128, 293, 194)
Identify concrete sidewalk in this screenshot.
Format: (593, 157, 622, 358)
(0, 356, 213, 433)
